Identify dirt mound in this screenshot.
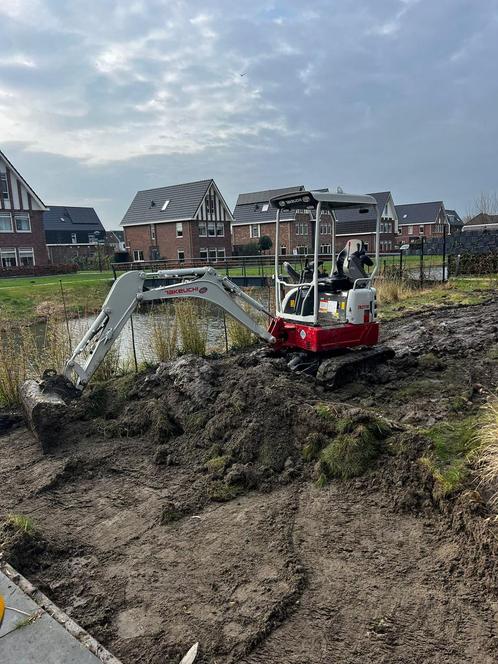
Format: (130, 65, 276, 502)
(1, 300, 498, 662)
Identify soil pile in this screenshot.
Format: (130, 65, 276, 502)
(0, 299, 497, 663)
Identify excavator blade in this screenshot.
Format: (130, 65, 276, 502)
(19, 371, 80, 453)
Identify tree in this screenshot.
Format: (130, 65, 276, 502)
(464, 191, 498, 224)
(258, 235, 273, 253)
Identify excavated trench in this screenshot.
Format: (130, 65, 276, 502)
(1, 299, 498, 663)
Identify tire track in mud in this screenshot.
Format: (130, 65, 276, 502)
(241, 482, 498, 664)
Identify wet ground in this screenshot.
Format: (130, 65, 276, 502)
(1, 297, 498, 663)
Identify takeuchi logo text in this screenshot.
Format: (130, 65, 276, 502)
(164, 285, 209, 296)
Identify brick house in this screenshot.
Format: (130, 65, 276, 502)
(396, 201, 449, 243)
(43, 205, 108, 264)
(335, 191, 399, 253)
(0, 148, 48, 268)
(232, 187, 399, 256)
(463, 212, 498, 232)
(232, 186, 313, 256)
(121, 179, 233, 263)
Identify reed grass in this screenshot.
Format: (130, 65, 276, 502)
(149, 306, 178, 362)
(374, 277, 416, 304)
(174, 299, 208, 356)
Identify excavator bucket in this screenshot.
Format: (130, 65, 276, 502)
(20, 371, 79, 453)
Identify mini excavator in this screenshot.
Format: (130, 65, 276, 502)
(21, 190, 393, 448)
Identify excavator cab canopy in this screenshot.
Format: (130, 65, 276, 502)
(269, 190, 377, 213)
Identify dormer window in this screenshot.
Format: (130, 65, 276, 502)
(162, 200, 170, 211)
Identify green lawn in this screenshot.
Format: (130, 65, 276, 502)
(0, 271, 114, 322)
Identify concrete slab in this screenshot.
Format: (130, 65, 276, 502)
(0, 565, 121, 664)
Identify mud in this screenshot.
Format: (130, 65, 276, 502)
(1, 299, 498, 663)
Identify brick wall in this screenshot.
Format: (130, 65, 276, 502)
(124, 219, 233, 261)
(0, 210, 48, 265)
(233, 217, 398, 256)
(47, 244, 113, 264)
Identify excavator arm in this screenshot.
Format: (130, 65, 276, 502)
(65, 267, 276, 389)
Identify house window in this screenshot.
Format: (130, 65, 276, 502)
(262, 203, 269, 212)
(216, 222, 224, 237)
(198, 221, 207, 237)
(18, 247, 35, 266)
(320, 244, 331, 254)
(0, 213, 12, 232)
(419, 226, 424, 235)
(250, 224, 260, 238)
(295, 223, 308, 236)
(150, 225, 156, 241)
(199, 248, 208, 260)
(176, 222, 183, 238)
(206, 197, 215, 215)
(161, 200, 170, 211)
(0, 173, 9, 201)
(177, 249, 185, 263)
(88, 234, 96, 244)
(407, 226, 413, 236)
(208, 221, 216, 237)
(133, 249, 144, 262)
(71, 233, 77, 244)
(280, 245, 287, 256)
(217, 248, 225, 259)
(15, 214, 30, 232)
(208, 248, 217, 261)
(320, 224, 331, 235)
(0, 247, 17, 267)
(296, 245, 308, 255)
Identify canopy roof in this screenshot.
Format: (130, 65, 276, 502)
(270, 190, 377, 212)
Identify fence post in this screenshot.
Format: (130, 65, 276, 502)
(442, 224, 447, 283)
(420, 236, 425, 287)
(399, 249, 403, 279)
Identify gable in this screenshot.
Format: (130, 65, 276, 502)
(0, 149, 46, 212)
(195, 181, 234, 222)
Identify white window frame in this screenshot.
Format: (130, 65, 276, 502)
(198, 221, 207, 237)
(250, 224, 260, 239)
(150, 225, 156, 241)
(176, 222, 183, 238)
(18, 247, 35, 266)
(206, 197, 215, 215)
(88, 234, 96, 244)
(199, 247, 208, 260)
(320, 244, 331, 254)
(161, 200, 170, 211)
(216, 222, 224, 237)
(407, 225, 413, 236)
(296, 245, 308, 255)
(14, 214, 31, 233)
(217, 248, 225, 259)
(0, 247, 17, 267)
(208, 247, 217, 261)
(261, 203, 269, 212)
(71, 233, 77, 244)
(208, 221, 216, 237)
(177, 249, 185, 262)
(0, 213, 12, 233)
(280, 245, 287, 256)
(133, 249, 144, 262)
(419, 225, 425, 235)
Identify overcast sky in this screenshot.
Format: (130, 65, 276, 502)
(1, 0, 497, 228)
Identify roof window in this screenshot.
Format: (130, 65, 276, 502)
(262, 203, 269, 212)
(162, 200, 170, 211)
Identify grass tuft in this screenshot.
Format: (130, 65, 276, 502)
(7, 513, 35, 535)
(476, 396, 498, 502)
(421, 417, 478, 496)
